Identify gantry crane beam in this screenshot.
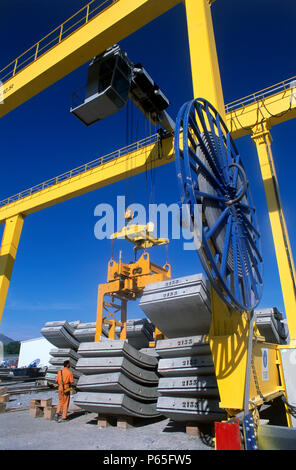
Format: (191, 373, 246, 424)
(0, 0, 181, 118)
(0, 135, 174, 224)
(225, 77, 296, 139)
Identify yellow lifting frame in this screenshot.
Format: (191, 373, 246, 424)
(0, 0, 294, 419)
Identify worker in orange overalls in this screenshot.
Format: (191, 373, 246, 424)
(54, 360, 74, 422)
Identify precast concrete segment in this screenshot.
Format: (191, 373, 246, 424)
(77, 372, 158, 402)
(69, 321, 81, 329)
(76, 357, 159, 385)
(44, 321, 76, 336)
(41, 325, 79, 350)
(157, 396, 226, 422)
(77, 340, 158, 369)
(74, 392, 160, 418)
(140, 274, 211, 337)
(49, 348, 81, 361)
(158, 376, 219, 398)
(74, 328, 109, 343)
(49, 357, 78, 368)
(77, 322, 109, 337)
(140, 348, 159, 358)
(255, 308, 288, 345)
(158, 355, 214, 377)
(156, 336, 211, 358)
(45, 372, 78, 386)
(47, 366, 82, 378)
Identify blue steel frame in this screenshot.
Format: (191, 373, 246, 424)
(175, 98, 263, 311)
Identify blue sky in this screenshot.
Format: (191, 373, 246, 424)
(0, 0, 295, 340)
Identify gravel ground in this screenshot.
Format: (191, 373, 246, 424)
(1, 391, 213, 450)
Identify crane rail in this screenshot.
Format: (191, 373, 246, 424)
(0, 0, 118, 84)
(225, 76, 296, 113)
(0, 133, 160, 209)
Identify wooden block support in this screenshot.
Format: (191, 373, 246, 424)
(0, 394, 9, 403)
(41, 398, 52, 408)
(0, 386, 8, 395)
(186, 423, 200, 437)
(0, 403, 6, 413)
(29, 406, 44, 418)
(97, 414, 114, 428)
(30, 399, 41, 408)
(117, 416, 134, 430)
(44, 406, 56, 420)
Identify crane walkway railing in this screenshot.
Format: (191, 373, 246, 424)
(0, 133, 160, 208)
(0, 0, 118, 84)
(225, 76, 296, 113)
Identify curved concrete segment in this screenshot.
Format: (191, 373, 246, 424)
(74, 392, 160, 418)
(140, 274, 211, 337)
(76, 357, 159, 385)
(158, 376, 219, 397)
(158, 355, 214, 377)
(77, 372, 158, 402)
(49, 357, 77, 368)
(78, 341, 158, 369)
(49, 348, 81, 361)
(47, 365, 82, 379)
(157, 396, 226, 422)
(41, 325, 79, 350)
(156, 336, 211, 358)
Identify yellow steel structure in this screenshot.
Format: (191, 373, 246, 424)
(226, 77, 296, 139)
(0, 0, 295, 423)
(95, 251, 171, 342)
(0, 215, 25, 324)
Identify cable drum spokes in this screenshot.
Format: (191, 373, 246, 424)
(175, 98, 263, 311)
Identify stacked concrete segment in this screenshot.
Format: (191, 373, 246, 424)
(74, 340, 161, 418)
(139, 274, 211, 337)
(255, 308, 289, 345)
(156, 336, 226, 423)
(41, 321, 80, 350)
(41, 321, 82, 385)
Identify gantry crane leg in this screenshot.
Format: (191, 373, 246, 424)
(0, 214, 24, 323)
(252, 122, 296, 345)
(184, 0, 225, 119)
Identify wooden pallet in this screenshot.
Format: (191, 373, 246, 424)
(97, 414, 134, 430)
(0, 394, 10, 403)
(29, 398, 57, 420)
(185, 422, 200, 437)
(0, 403, 6, 413)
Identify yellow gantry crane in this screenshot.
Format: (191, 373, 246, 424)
(0, 0, 296, 428)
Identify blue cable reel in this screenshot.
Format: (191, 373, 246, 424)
(175, 98, 263, 311)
